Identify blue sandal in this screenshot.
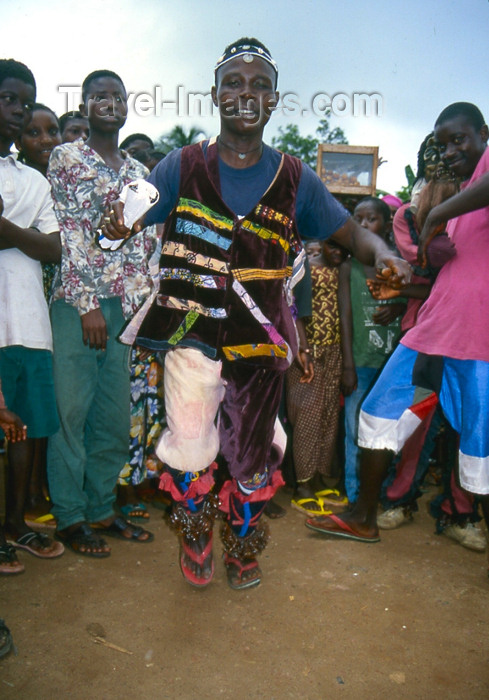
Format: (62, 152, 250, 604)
(120, 503, 150, 520)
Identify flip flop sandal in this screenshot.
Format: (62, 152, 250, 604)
(291, 497, 333, 517)
(25, 512, 56, 529)
(93, 516, 154, 543)
(305, 513, 380, 543)
(0, 544, 25, 575)
(55, 523, 111, 558)
(120, 503, 150, 520)
(180, 535, 215, 587)
(314, 489, 348, 506)
(8, 531, 64, 559)
(0, 619, 14, 659)
(223, 553, 261, 590)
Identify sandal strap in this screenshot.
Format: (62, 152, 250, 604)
(59, 524, 107, 548)
(181, 535, 213, 566)
(223, 553, 259, 573)
(0, 544, 19, 562)
(111, 516, 144, 537)
(16, 531, 49, 547)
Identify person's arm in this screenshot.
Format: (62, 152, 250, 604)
(102, 149, 181, 240)
(295, 316, 314, 384)
(366, 279, 432, 301)
(291, 264, 314, 383)
(0, 194, 60, 262)
(331, 218, 412, 289)
(0, 382, 27, 443)
(338, 258, 357, 396)
(295, 168, 412, 289)
(418, 172, 489, 264)
(372, 302, 407, 326)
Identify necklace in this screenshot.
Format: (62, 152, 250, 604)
(217, 137, 262, 160)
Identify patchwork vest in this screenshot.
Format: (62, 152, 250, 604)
(136, 140, 304, 370)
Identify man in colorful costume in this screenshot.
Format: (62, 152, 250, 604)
(104, 38, 410, 589)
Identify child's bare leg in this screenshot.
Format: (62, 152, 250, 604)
(352, 448, 394, 527)
(4, 438, 35, 537)
(307, 447, 393, 538)
(479, 495, 489, 531)
(27, 437, 50, 515)
(5, 439, 62, 557)
(295, 479, 317, 500)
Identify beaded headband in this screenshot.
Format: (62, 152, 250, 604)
(215, 42, 278, 77)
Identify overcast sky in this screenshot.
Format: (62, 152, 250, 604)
(3, 0, 488, 192)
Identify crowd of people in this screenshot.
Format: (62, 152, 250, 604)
(1, 37, 488, 659)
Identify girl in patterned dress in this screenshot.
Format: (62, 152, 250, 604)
(287, 238, 350, 516)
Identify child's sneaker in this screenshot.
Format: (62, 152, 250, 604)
(442, 522, 486, 552)
(377, 506, 413, 530)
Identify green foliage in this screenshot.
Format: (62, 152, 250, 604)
(271, 124, 318, 167)
(271, 114, 348, 168)
(395, 164, 416, 202)
(155, 125, 207, 153)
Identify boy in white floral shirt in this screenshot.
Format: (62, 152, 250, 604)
(47, 69, 157, 557)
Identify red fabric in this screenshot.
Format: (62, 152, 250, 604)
(218, 470, 285, 515)
(158, 462, 217, 502)
(386, 405, 436, 501)
(441, 467, 475, 515)
(410, 391, 438, 420)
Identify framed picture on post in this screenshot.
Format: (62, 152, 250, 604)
(317, 144, 379, 196)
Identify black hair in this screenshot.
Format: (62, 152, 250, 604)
(415, 133, 434, 180)
(133, 149, 165, 165)
(120, 133, 154, 150)
(29, 103, 59, 123)
(355, 196, 391, 224)
(17, 103, 60, 166)
(81, 69, 124, 102)
(58, 110, 85, 134)
(435, 102, 486, 131)
(0, 58, 36, 93)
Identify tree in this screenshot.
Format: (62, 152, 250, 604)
(271, 113, 348, 168)
(155, 125, 207, 153)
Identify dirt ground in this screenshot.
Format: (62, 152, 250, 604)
(1, 483, 489, 700)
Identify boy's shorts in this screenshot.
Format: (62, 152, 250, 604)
(0, 346, 59, 439)
(358, 343, 489, 495)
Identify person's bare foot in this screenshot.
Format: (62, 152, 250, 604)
(56, 522, 111, 557)
(7, 530, 64, 558)
(0, 543, 25, 574)
(306, 512, 380, 543)
(264, 499, 286, 519)
(179, 531, 214, 586)
(223, 552, 261, 590)
(93, 516, 153, 542)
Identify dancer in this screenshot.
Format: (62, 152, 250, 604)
(103, 38, 410, 589)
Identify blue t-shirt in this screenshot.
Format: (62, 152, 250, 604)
(145, 142, 349, 241)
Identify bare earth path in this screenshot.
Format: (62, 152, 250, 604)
(1, 486, 488, 699)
